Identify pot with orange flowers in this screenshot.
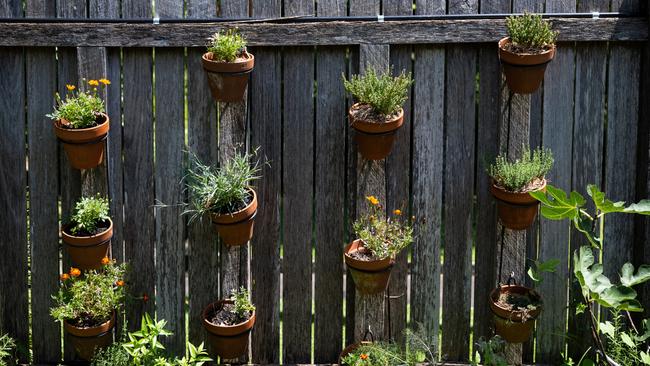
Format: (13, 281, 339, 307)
(47, 79, 111, 169)
(51, 260, 126, 361)
(202, 287, 256, 359)
(344, 196, 413, 295)
(202, 30, 254, 102)
(62, 195, 113, 270)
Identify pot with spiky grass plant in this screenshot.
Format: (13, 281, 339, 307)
(202, 29, 254, 102)
(185, 150, 261, 246)
(62, 195, 113, 270)
(488, 146, 553, 230)
(489, 284, 542, 343)
(499, 13, 557, 94)
(48, 79, 111, 169)
(343, 67, 412, 160)
(51, 260, 126, 361)
(344, 196, 413, 294)
(202, 287, 256, 359)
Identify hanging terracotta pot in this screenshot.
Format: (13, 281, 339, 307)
(349, 103, 404, 160)
(64, 312, 115, 361)
(201, 51, 254, 103)
(489, 285, 542, 343)
(498, 37, 556, 94)
(202, 299, 256, 359)
(62, 218, 113, 270)
(210, 189, 257, 246)
(490, 179, 546, 230)
(344, 239, 393, 295)
(53, 113, 109, 170)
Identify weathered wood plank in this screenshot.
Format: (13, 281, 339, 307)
(639, 4, 650, 316)
(0, 17, 646, 47)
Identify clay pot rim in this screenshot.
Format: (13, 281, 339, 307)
(62, 217, 113, 241)
(210, 188, 258, 224)
(489, 285, 543, 321)
(349, 103, 404, 134)
(64, 311, 116, 337)
(498, 37, 556, 66)
(344, 239, 393, 272)
(53, 113, 110, 133)
(490, 178, 547, 205)
(202, 52, 255, 73)
(202, 299, 256, 337)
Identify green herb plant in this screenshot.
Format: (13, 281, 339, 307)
(91, 344, 130, 366)
(506, 13, 558, 52)
(341, 325, 435, 366)
(47, 79, 109, 129)
(470, 336, 507, 366)
(69, 195, 110, 235)
(207, 29, 247, 62)
(231, 287, 255, 319)
(343, 67, 413, 117)
(532, 184, 650, 365)
(50, 260, 126, 326)
(184, 149, 261, 222)
(353, 196, 413, 260)
(0, 333, 16, 366)
(488, 146, 553, 192)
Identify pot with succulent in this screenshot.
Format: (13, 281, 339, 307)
(488, 146, 553, 230)
(51, 259, 126, 361)
(344, 196, 413, 294)
(62, 195, 112, 270)
(47, 79, 111, 169)
(184, 150, 261, 246)
(202, 29, 254, 102)
(498, 13, 558, 94)
(202, 287, 256, 359)
(343, 67, 413, 160)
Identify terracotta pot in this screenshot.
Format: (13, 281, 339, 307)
(62, 218, 113, 270)
(338, 341, 373, 365)
(498, 37, 556, 94)
(202, 299, 256, 359)
(349, 103, 404, 160)
(64, 312, 115, 361)
(344, 239, 394, 295)
(210, 189, 258, 246)
(53, 113, 109, 170)
(490, 179, 546, 230)
(489, 285, 542, 343)
(202, 52, 254, 102)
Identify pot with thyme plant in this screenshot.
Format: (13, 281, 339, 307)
(344, 196, 413, 294)
(488, 146, 553, 230)
(499, 13, 557, 94)
(51, 260, 126, 361)
(202, 29, 254, 102)
(184, 150, 261, 246)
(202, 287, 256, 359)
(62, 195, 112, 270)
(343, 67, 412, 160)
(48, 79, 111, 169)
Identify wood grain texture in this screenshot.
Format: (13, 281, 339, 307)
(0, 18, 646, 47)
(350, 0, 378, 16)
(221, 0, 249, 17)
(410, 45, 444, 350)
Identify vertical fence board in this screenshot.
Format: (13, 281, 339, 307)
(250, 1, 282, 362)
(639, 4, 650, 316)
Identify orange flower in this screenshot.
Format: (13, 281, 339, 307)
(142, 293, 149, 303)
(393, 209, 402, 216)
(366, 196, 379, 206)
(101, 256, 111, 265)
(116, 280, 125, 287)
(60, 273, 70, 281)
(66, 84, 75, 91)
(360, 353, 369, 360)
(99, 78, 111, 85)
(88, 79, 99, 86)
(69, 267, 81, 277)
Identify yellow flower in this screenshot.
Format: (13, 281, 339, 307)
(88, 79, 99, 86)
(393, 209, 402, 216)
(99, 78, 111, 85)
(66, 84, 75, 91)
(69, 267, 81, 278)
(101, 256, 111, 265)
(366, 196, 379, 206)
(116, 280, 125, 287)
(360, 353, 369, 360)
(60, 273, 70, 281)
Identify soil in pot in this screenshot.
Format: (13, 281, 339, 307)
(202, 300, 255, 359)
(344, 240, 393, 295)
(490, 285, 542, 343)
(62, 218, 113, 270)
(349, 103, 404, 160)
(498, 37, 556, 94)
(210, 189, 258, 246)
(64, 313, 115, 361)
(53, 113, 109, 170)
(202, 52, 254, 103)
(490, 178, 546, 230)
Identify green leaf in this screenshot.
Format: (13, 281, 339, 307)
(573, 215, 601, 248)
(641, 351, 650, 365)
(587, 184, 625, 213)
(575, 302, 587, 315)
(600, 321, 615, 337)
(620, 332, 635, 348)
(623, 199, 650, 215)
(533, 185, 584, 220)
(621, 263, 650, 287)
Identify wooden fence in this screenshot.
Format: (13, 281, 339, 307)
(0, 0, 648, 365)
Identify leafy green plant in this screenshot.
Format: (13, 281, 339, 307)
(341, 325, 435, 366)
(231, 287, 255, 319)
(343, 67, 413, 117)
(352, 196, 413, 260)
(207, 29, 247, 63)
(69, 194, 110, 235)
(0, 333, 16, 366)
(47, 79, 110, 129)
(527, 258, 560, 284)
(91, 344, 130, 366)
(470, 336, 507, 366)
(506, 13, 557, 51)
(184, 149, 261, 222)
(51, 259, 126, 326)
(600, 314, 650, 365)
(488, 146, 553, 192)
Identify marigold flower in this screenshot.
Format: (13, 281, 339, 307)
(101, 256, 111, 265)
(366, 195, 379, 206)
(142, 293, 149, 302)
(393, 209, 402, 216)
(69, 267, 81, 277)
(60, 273, 70, 281)
(88, 79, 99, 86)
(360, 353, 369, 360)
(99, 78, 111, 85)
(66, 84, 75, 91)
(116, 280, 125, 287)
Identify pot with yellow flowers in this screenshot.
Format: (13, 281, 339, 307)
(47, 79, 111, 169)
(62, 195, 113, 270)
(344, 196, 413, 294)
(202, 29, 254, 102)
(51, 259, 126, 361)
